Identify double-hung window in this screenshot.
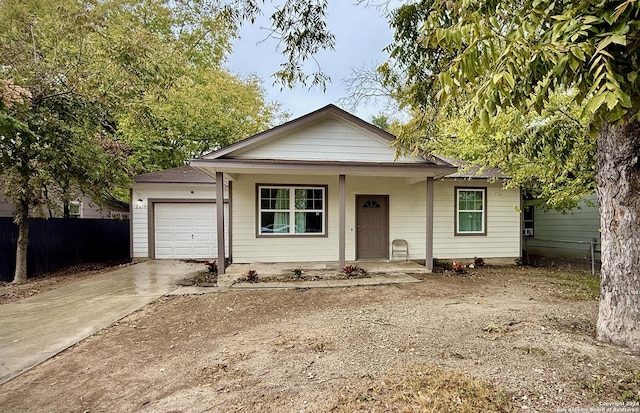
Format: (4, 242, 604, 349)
(456, 188, 486, 235)
(259, 186, 325, 235)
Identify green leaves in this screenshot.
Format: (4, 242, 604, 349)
(381, 0, 612, 208)
(0, 0, 279, 211)
(404, 0, 640, 128)
(119, 70, 280, 173)
(425, 92, 596, 211)
(269, 0, 335, 90)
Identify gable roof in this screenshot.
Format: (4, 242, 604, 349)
(201, 104, 450, 166)
(133, 165, 215, 184)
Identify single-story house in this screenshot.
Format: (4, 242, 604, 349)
(131, 104, 522, 273)
(522, 193, 600, 260)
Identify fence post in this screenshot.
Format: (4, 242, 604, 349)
(590, 240, 595, 276)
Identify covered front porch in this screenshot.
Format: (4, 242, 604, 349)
(190, 168, 450, 275)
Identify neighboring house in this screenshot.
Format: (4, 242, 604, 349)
(522, 193, 600, 260)
(131, 165, 229, 259)
(0, 179, 129, 219)
(132, 105, 522, 273)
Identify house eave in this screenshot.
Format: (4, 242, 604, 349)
(190, 158, 457, 179)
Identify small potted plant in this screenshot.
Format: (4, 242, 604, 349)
(244, 269, 258, 283)
(343, 265, 367, 277)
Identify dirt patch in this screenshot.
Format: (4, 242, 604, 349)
(0, 260, 131, 305)
(0, 266, 637, 413)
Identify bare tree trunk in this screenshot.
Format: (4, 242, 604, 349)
(595, 120, 640, 354)
(13, 198, 30, 284)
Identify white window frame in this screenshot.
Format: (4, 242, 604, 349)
(456, 188, 486, 235)
(69, 201, 82, 219)
(258, 186, 326, 236)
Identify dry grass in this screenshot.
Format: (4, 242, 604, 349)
(536, 269, 601, 301)
(581, 370, 640, 402)
(327, 363, 512, 412)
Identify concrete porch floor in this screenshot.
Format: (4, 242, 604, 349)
(207, 259, 431, 289)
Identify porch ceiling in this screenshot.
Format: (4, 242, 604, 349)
(190, 158, 457, 179)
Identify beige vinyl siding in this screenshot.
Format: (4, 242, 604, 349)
(433, 180, 521, 259)
(232, 175, 520, 263)
(232, 175, 339, 263)
(131, 183, 223, 259)
(524, 193, 600, 259)
(230, 118, 421, 163)
(0, 176, 14, 217)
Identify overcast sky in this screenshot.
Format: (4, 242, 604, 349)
(226, 2, 395, 122)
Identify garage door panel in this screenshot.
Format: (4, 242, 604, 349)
(155, 247, 174, 256)
(173, 248, 195, 256)
(154, 202, 228, 259)
(155, 203, 217, 259)
(191, 219, 213, 228)
(174, 232, 194, 242)
(193, 246, 213, 255)
(155, 233, 174, 242)
(174, 218, 194, 227)
(192, 233, 212, 242)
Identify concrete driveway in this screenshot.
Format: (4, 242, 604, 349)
(0, 260, 199, 384)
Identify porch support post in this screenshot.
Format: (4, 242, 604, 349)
(339, 174, 346, 270)
(216, 171, 226, 274)
(425, 177, 434, 271)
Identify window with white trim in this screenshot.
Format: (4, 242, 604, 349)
(259, 186, 325, 235)
(456, 188, 486, 234)
(69, 201, 81, 218)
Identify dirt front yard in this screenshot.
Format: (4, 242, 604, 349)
(0, 266, 638, 412)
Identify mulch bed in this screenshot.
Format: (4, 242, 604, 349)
(237, 269, 372, 284)
(177, 271, 218, 287)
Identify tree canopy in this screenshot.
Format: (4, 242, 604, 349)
(383, 91, 596, 211)
(0, 0, 282, 283)
(415, 0, 640, 127)
(118, 69, 281, 174)
(380, 0, 640, 352)
(371, 0, 640, 210)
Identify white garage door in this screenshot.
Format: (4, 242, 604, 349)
(155, 203, 221, 259)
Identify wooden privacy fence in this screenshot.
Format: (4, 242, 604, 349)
(0, 218, 130, 282)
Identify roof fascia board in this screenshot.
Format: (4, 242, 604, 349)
(190, 158, 457, 177)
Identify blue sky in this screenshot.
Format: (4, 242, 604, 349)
(226, 2, 395, 122)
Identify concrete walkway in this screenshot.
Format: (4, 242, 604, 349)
(0, 260, 199, 384)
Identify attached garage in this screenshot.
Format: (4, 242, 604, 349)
(131, 166, 229, 260)
(154, 203, 217, 259)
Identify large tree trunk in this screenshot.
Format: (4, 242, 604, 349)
(13, 198, 30, 284)
(595, 120, 640, 354)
